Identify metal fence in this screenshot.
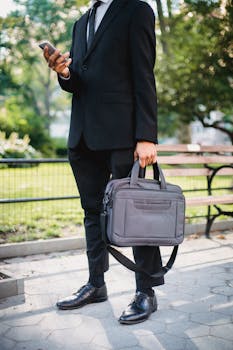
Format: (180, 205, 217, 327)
(0, 158, 82, 243)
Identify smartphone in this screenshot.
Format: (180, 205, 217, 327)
(39, 41, 58, 56)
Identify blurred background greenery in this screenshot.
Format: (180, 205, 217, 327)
(0, 0, 232, 157)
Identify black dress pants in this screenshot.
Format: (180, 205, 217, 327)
(68, 137, 164, 291)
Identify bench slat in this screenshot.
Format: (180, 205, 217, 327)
(157, 144, 233, 153)
(158, 155, 233, 164)
(186, 194, 233, 206)
(163, 168, 233, 177)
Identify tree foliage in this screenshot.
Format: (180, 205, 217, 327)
(155, 0, 233, 143)
(0, 0, 88, 154)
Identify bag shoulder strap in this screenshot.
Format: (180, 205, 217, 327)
(107, 245, 179, 278)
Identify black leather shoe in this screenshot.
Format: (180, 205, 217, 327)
(56, 283, 107, 310)
(119, 292, 157, 325)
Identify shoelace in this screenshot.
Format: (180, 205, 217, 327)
(129, 293, 145, 309)
(73, 284, 89, 295)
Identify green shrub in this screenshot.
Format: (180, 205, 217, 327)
(52, 137, 68, 157)
(0, 131, 41, 166)
(0, 97, 55, 157)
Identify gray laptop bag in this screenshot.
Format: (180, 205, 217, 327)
(101, 161, 186, 277)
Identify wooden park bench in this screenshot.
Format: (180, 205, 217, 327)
(156, 144, 233, 237)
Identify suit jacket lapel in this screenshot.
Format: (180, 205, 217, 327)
(78, 10, 90, 60)
(83, 0, 128, 62)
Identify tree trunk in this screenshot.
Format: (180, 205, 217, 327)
(176, 123, 191, 144)
(167, 0, 172, 19)
(155, 0, 169, 54)
(197, 117, 233, 145)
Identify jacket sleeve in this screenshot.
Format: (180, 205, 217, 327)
(129, 2, 158, 144)
(58, 21, 80, 94)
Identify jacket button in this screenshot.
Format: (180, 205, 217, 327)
(82, 65, 88, 71)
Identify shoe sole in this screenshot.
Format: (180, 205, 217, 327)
(119, 305, 158, 325)
(56, 296, 108, 310)
(119, 317, 149, 325)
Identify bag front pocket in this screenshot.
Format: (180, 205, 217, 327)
(124, 198, 177, 241)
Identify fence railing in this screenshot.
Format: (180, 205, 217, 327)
(0, 158, 80, 204)
(0, 158, 83, 242)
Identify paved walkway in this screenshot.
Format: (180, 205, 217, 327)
(0, 231, 233, 350)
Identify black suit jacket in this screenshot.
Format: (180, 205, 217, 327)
(58, 0, 158, 150)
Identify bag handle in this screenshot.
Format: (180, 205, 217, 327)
(130, 160, 167, 189)
(107, 245, 178, 278)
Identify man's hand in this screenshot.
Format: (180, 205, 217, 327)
(134, 141, 157, 168)
(43, 46, 72, 78)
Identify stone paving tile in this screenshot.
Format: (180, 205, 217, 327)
(157, 291, 195, 305)
(203, 293, 228, 306)
(4, 325, 50, 343)
(226, 279, 233, 286)
(92, 328, 139, 349)
(175, 286, 212, 298)
(210, 272, 233, 281)
(210, 298, 233, 315)
(166, 320, 210, 339)
(211, 285, 233, 297)
(118, 347, 143, 350)
(0, 323, 10, 336)
(46, 327, 96, 347)
(190, 335, 233, 350)
(154, 308, 189, 324)
(150, 333, 187, 350)
(134, 333, 165, 349)
(69, 301, 114, 320)
(72, 345, 111, 350)
(190, 310, 232, 326)
(0, 232, 233, 350)
(14, 340, 111, 350)
(210, 324, 233, 342)
(0, 337, 16, 350)
(13, 340, 105, 350)
(214, 308, 233, 319)
(39, 311, 83, 330)
(170, 299, 211, 313)
(126, 319, 166, 334)
(2, 312, 45, 327)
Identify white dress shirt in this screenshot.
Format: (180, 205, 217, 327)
(61, 0, 114, 80)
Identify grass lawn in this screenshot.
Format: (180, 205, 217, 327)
(0, 163, 232, 243)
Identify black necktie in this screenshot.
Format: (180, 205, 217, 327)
(87, 1, 102, 50)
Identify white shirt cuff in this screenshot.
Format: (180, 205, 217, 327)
(59, 72, 70, 80)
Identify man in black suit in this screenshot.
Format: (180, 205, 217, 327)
(43, 0, 164, 324)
